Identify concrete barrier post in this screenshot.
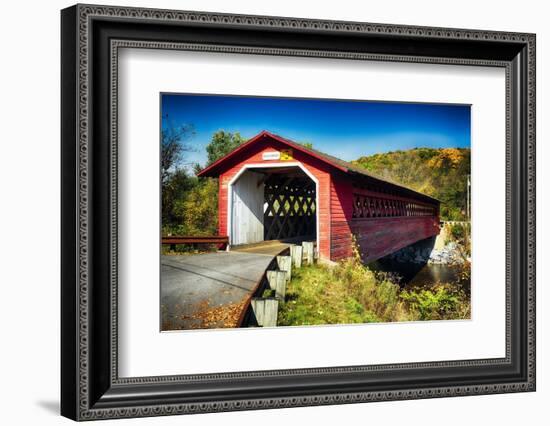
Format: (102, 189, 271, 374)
(290, 245, 303, 268)
(267, 270, 287, 299)
(277, 255, 292, 281)
(251, 298, 278, 327)
(303, 242, 314, 265)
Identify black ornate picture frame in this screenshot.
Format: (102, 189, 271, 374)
(61, 4, 536, 421)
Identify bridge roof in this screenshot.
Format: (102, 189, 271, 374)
(198, 131, 440, 205)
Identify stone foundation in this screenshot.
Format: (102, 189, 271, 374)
(386, 236, 467, 265)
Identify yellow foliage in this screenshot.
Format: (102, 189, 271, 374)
(178, 178, 218, 235)
(428, 148, 464, 169)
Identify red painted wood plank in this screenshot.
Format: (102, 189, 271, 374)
(334, 216, 440, 263)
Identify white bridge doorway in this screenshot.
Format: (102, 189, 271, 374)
(229, 164, 318, 248)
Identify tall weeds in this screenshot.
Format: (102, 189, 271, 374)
(278, 250, 470, 326)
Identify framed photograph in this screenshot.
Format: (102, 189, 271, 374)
(61, 4, 536, 421)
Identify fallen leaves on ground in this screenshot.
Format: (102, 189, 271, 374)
(180, 300, 248, 329)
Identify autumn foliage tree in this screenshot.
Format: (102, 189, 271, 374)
(353, 147, 471, 221)
(173, 178, 219, 236)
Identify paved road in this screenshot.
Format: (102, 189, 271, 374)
(231, 240, 293, 256)
(161, 251, 277, 330)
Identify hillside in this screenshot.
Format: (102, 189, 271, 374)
(352, 147, 471, 221)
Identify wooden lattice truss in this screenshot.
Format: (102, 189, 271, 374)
(263, 176, 316, 240)
(352, 193, 436, 219)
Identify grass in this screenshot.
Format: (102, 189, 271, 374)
(277, 257, 470, 327)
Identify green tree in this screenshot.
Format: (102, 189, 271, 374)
(162, 169, 197, 226)
(205, 131, 245, 165)
(192, 162, 203, 176)
(162, 130, 247, 239)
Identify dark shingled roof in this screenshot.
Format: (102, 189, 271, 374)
(198, 130, 440, 205)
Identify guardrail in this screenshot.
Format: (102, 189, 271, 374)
(162, 236, 229, 251)
(239, 241, 316, 328)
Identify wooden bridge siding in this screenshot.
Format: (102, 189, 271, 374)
(330, 178, 440, 262)
(330, 176, 354, 260)
(217, 139, 333, 260)
(344, 216, 440, 263)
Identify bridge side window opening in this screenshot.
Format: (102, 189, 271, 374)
(352, 194, 435, 219)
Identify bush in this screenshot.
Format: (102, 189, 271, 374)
(449, 223, 466, 241)
(400, 283, 470, 321)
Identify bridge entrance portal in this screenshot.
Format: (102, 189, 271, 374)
(230, 166, 317, 247)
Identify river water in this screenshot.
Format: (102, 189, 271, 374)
(368, 258, 469, 293)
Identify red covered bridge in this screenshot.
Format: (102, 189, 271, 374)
(198, 131, 440, 264)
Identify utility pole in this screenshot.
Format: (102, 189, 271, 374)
(466, 174, 471, 221)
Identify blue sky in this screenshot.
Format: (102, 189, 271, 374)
(161, 93, 471, 168)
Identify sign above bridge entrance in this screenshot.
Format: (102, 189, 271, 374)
(262, 151, 281, 160)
